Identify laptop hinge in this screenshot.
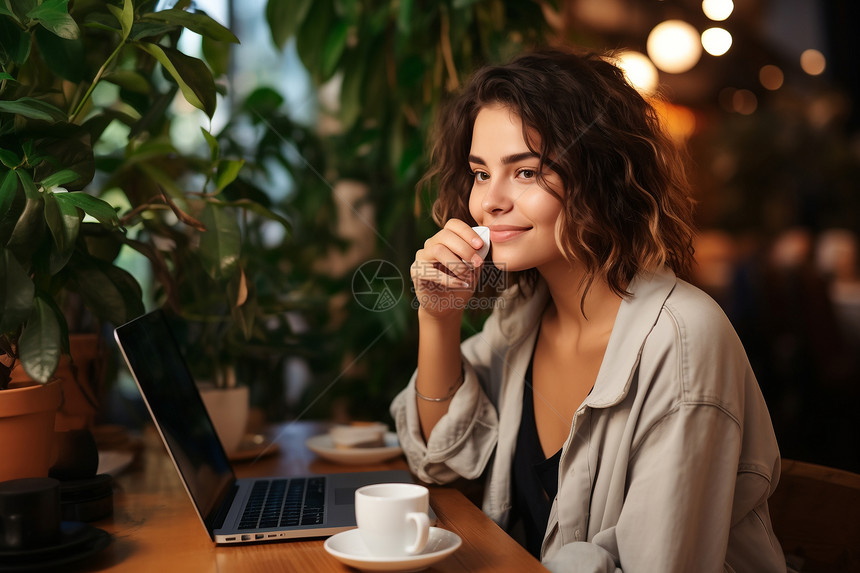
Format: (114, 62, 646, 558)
(210, 484, 238, 533)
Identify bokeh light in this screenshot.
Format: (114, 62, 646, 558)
(702, 0, 734, 21)
(800, 49, 826, 76)
(732, 89, 758, 114)
(759, 65, 784, 90)
(612, 50, 659, 94)
(647, 20, 703, 74)
(701, 27, 733, 56)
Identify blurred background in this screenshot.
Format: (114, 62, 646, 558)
(92, 0, 859, 473)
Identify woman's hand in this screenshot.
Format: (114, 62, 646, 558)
(411, 219, 487, 320)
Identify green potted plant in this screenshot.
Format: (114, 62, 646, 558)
(0, 0, 252, 480)
(263, 0, 555, 421)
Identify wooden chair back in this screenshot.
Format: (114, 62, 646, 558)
(768, 459, 860, 572)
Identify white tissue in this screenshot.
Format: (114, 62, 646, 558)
(472, 226, 490, 260)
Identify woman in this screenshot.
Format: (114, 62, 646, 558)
(390, 49, 787, 572)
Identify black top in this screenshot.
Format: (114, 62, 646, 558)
(512, 355, 562, 558)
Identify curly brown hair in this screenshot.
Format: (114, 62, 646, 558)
(422, 48, 696, 298)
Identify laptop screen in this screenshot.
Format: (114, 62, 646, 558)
(115, 310, 235, 532)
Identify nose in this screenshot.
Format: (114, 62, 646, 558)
(480, 179, 514, 215)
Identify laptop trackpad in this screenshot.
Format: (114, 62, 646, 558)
(335, 487, 357, 505)
(333, 485, 438, 524)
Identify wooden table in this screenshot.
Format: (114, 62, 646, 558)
(73, 421, 547, 572)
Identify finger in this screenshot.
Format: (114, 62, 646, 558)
(412, 258, 474, 288)
(414, 243, 472, 282)
(428, 244, 476, 281)
(444, 219, 487, 254)
(429, 229, 484, 271)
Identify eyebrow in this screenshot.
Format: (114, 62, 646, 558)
(468, 151, 540, 166)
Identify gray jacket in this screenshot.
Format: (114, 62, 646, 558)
(391, 268, 787, 572)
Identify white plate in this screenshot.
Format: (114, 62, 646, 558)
(97, 450, 135, 476)
(305, 432, 402, 465)
(324, 527, 461, 572)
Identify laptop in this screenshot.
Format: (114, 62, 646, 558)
(114, 309, 415, 544)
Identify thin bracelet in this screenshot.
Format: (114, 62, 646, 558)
(415, 375, 463, 402)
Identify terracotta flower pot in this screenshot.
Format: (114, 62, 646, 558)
(0, 380, 62, 482)
(9, 334, 102, 432)
(199, 384, 249, 455)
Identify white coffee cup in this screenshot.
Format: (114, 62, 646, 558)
(354, 483, 430, 557)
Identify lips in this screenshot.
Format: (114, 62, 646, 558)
(488, 225, 531, 243)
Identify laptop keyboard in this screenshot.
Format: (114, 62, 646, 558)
(238, 477, 326, 529)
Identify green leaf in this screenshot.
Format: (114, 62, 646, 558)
(81, 11, 121, 34)
(452, 0, 482, 8)
(213, 198, 291, 229)
(214, 159, 244, 193)
(39, 168, 79, 189)
(339, 44, 368, 130)
(34, 25, 85, 82)
(18, 295, 63, 383)
(31, 134, 95, 191)
(129, 21, 176, 41)
(242, 86, 284, 117)
(16, 169, 38, 199)
(103, 70, 151, 93)
(43, 190, 81, 274)
(266, 0, 313, 49)
(26, 0, 80, 40)
(0, 72, 14, 81)
(201, 127, 219, 162)
(143, 9, 238, 43)
(0, 174, 23, 246)
(0, 17, 30, 66)
(0, 97, 67, 122)
(320, 17, 348, 80)
(0, 148, 18, 168)
(79, 225, 121, 265)
(201, 33, 229, 78)
(58, 192, 119, 228)
(0, 169, 16, 219)
(199, 201, 240, 280)
(6, 190, 44, 260)
(117, 0, 133, 40)
(68, 253, 144, 326)
(0, 247, 35, 333)
(397, 0, 413, 35)
(295, 0, 333, 79)
(137, 42, 217, 118)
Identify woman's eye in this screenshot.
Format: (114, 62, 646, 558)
(517, 169, 536, 179)
(473, 171, 490, 182)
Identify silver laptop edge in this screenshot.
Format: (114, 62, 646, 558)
(113, 310, 415, 545)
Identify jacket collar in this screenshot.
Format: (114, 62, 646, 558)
(496, 267, 678, 408)
(586, 267, 677, 407)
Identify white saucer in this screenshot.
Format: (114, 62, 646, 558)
(305, 432, 402, 465)
(324, 527, 461, 572)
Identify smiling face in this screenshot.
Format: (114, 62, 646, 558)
(468, 104, 565, 273)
